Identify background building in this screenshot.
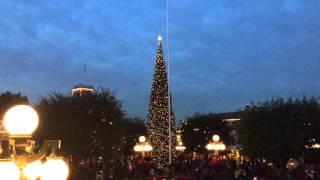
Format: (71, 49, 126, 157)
(72, 84, 94, 96)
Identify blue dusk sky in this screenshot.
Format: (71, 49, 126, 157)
(0, 0, 319, 121)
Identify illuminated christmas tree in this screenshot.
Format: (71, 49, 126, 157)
(147, 36, 176, 165)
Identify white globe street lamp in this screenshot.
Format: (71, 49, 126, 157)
(206, 134, 226, 156)
(212, 135, 220, 142)
(0, 161, 20, 180)
(0, 105, 69, 180)
(3, 105, 39, 136)
(134, 136, 152, 156)
(23, 160, 42, 180)
(175, 141, 186, 152)
(41, 158, 69, 180)
(139, 136, 146, 143)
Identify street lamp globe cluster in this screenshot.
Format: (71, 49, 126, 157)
(206, 134, 226, 155)
(175, 131, 186, 152)
(134, 136, 152, 156)
(0, 105, 69, 180)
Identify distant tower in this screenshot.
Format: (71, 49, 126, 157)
(72, 85, 94, 96)
(72, 64, 94, 96)
(147, 36, 176, 165)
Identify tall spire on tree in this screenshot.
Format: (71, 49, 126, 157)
(147, 35, 176, 165)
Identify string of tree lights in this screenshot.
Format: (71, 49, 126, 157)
(147, 36, 177, 165)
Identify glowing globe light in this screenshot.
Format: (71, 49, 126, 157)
(212, 135, 220, 142)
(4, 105, 39, 135)
(41, 159, 69, 180)
(0, 161, 20, 180)
(143, 143, 153, 151)
(23, 161, 42, 180)
(176, 146, 186, 151)
(218, 144, 226, 150)
(134, 136, 152, 155)
(176, 141, 186, 151)
(139, 136, 146, 143)
(206, 134, 226, 156)
(312, 143, 320, 149)
(134, 145, 143, 152)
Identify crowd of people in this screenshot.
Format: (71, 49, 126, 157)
(68, 153, 320, 180)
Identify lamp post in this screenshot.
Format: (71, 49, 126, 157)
(0, 105, 69, 180)
(133, 136, 152, 156)
(175, 131, 186, 153)
(206, 134, 226, 157)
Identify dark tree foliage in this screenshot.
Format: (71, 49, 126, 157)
(0, 91, 29, 119)
(120, 117, 147, 155)
(180, 113, 230, 153)
(239, 97, 320, 163)
(34, 88, 124, 160)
